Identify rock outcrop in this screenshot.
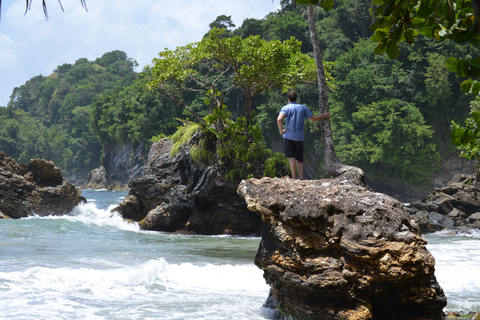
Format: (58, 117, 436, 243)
(407, 173, 480, 233)
(81, 142, 148, 190)
(0, 152, 85, 219)
(82, 165, 107, 189)
(113, 138, 263, 235)
(238, 177, 446, 320)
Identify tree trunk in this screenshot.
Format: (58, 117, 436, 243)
(306, 5, 365, 184)
(245, 94, 252, 128)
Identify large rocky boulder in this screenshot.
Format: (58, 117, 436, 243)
(238, 177, 446, 320)
(81, 165, 107, 189)
(406, 173, 480, 233)
(113, 138, 263, 235)
(0, 152, 85, 219)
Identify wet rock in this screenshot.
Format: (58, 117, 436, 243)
(0, 152, 85, 219)
(238, 177, 446, 320)
(407, 173, 480, 232)
(113, 138, 262, 235)
(82, 165, 107, 189)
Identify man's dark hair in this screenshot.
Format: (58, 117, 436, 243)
(287, 90, 298, 102)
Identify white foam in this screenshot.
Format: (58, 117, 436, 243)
(426, 232, 480, 312)
(0, 258, 267, 295)
(0, 257, 269, 320)
(24, 202, 140, 232)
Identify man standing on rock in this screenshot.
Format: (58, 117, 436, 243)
(277, 90, 330, 179)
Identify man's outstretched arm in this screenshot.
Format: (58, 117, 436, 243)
(309, 112, 330, 122)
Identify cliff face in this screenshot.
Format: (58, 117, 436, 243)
(238, 177, 446, 320)
(113, 138, 263, 235)
(0, 152, 84, 219)
(81, 142, 148, 190)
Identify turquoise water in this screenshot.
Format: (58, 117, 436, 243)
(0, 189, 479, 319)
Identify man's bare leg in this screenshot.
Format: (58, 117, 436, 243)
(297, 161, 304, 180)
(288, 157, 297, 179)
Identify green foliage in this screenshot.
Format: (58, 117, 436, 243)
(335, 98, 440, 187)
(170, 121, 202, 157)
(89, 69, 181, 148)
(2, 50, 137, 176)
(203, 105, 272, 183)
(451, 98, 480, 165)
(149, 28, 318, 127)
(168, 104, 286, 183)
(264, 152, 289, 178)
(369, 0, 480, 91)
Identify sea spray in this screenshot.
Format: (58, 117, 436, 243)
(0, 192, 271, 319)
(426, 230, 480, 313)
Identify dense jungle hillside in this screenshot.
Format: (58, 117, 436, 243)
(0, 0, 477, 190)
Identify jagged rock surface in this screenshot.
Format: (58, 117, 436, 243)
(0, 152, 84, 219)
(238, 177, 446, 320)
(81, 142, 148, 190)
(407, 173, 480, 233)
(113, 138, 263, 235)
(82, 165, 107, 189)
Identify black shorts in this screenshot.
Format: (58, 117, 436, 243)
(284, 139, 304, 162)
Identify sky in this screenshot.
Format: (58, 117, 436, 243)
(0, 0, 280, 107)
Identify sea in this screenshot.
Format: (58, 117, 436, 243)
(0, 189, 479, 319)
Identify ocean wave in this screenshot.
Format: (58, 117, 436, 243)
(0, 257, 268, 298)
(23, 202, 140, 232)
(0, 258, 269, 319)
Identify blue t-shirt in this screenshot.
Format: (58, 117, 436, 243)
(279, 103, 313, 141)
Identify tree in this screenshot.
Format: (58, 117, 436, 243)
(369, 0, 480, 60)
(368, 0, 480, 161)
(451, 97, 480, 185)
(294, 0, 365, 182)
(369, 0, 480, 95)
(335, 98, 439, 187)
(209, 14, 235, 30)
(148, 28, 319, 128)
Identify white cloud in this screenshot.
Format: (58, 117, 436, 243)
(0, 0, 280, 106)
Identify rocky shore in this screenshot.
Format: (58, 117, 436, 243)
(406, 173, 480, 233)
(113, 138, 263, 235)
(238, 176, 446, 320)
(0, 151, 85, 219)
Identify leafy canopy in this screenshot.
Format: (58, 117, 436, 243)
(369, 0, 480, 77)
(148, 28, 320, 127)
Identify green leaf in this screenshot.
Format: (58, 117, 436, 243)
(370, 30, 386, 43)
(372, 0, 386, 4)
(374, 2, 389, 15)
(451, 127, 466, 146)
(461, 129, 472, 145)
(383, 0, 395, 16)
(393, 24, 404, 42)
(321, 0, 335, 10)
(472, 111, 480, 122)
(457, 60, 470, 77)
(405, 29, 417, 43)
(445, 57, 458, 72)
(373, 45, 387, 54)
(472, 81, 480, 95)
(386, 39, 400, 59)
(470, 57, 480, 68)
(460, 79, 474, 93)
(410, 17, 426, 27)
(369, 19, 382, 32)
